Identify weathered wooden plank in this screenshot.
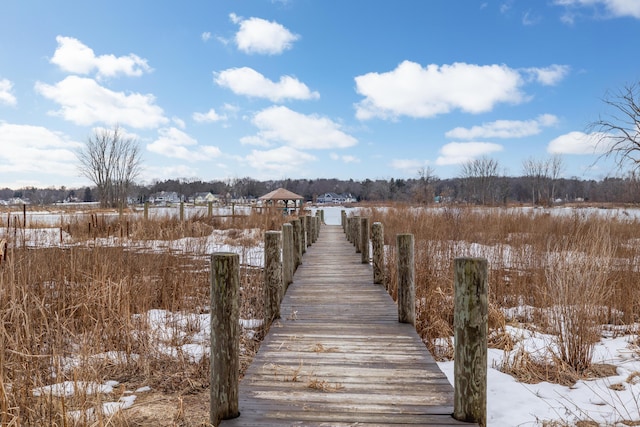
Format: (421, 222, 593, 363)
(220, 225, 476, 426)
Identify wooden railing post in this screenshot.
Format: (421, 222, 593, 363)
(300, 216, 307, 254)
(264, 231, 283, 324)
(354, 217, 361, 253)
(180, 201, 184, 221)
(143, 201, 149, 221)
(282, 223, 294, 290)
(453, 257, 488, 427)
(360, 217, 370, 264)
(372, 222, 384, 284)
(290, 219, 302, 268)
(208, 201, 213, 218)
(210, 252, 240, 426)
(305, 216, 312, 248)
(341, 210, 346, 232)
(396, 234, 415, 325)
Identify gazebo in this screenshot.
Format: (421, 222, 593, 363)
(259, 188, 305, 214)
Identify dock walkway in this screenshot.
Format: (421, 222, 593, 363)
(221, 224, 475, 426)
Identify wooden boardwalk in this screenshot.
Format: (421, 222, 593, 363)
(221, 224, 474, 426)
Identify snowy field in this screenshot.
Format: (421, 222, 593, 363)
(5, 204, 640, 425)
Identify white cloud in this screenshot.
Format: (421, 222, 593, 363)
(436, 142, 503, 165)
(192, 108, 227, 123)
(50, 36, 152, 79)
(172, 117, 186, 129)
(547, 131, 609, 154)
(554, 0, 640, 19)
(354, 61, 526, 120)
(330, 153, 360, 163)
(214, 67, 319, 102)
(446, 114, 559, 139)
(248, 106, 357, 149)
(230, 13, 299, 55)
(240, 135, 270, 147)
(523, 64, 570, 85)
(147, 127, 222, 161)
(0, 123, 82, 175)
(391, 159, 425, 171)
(246, 146, 316, 172)
(201, 32, 212, 42)
(34, 76, 168, 129)
(0, 79, 17, 106)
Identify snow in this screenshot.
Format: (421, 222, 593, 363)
(17, 204, 640, 424)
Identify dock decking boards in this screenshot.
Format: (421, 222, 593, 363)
(220, 224, 475, 426)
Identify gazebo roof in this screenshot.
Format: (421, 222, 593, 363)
(259, 188, 304, 201)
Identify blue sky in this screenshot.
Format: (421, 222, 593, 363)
(1, 0, 639, 189)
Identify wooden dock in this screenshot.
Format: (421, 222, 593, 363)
(220, 224, 475, 426)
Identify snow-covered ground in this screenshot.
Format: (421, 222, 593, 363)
(11, 204, 640, 425)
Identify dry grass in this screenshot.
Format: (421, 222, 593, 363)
(0, 204, 290, 426)
(358, 204, 640, 382)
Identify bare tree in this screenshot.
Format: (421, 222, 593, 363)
(460, 157, 500, 205)
(77, 125, 142, 208)
(522, 155, 564, 206)
(590, 82, 640, 172)
(414, 166, 437, 204)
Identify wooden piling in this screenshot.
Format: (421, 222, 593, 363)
(360, 217, 370, 264)
(305, 216, 312, 248)
(208, 201, 213, 218)
(290, 219, 302, 268)
(282, 223, 294, 290)
(355, 217, 361, 253)
(372, 222, 384, 284)
(210, 252, 240, 426)
(264, 231, 283, 324)
(144, 201, 149, 220)
(300, 216, 307, 254)
(396, 234, 415, 325)
(453, 257, 488, 427)
(180, 202, 185, 221)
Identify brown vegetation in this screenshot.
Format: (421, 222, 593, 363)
(0, 205, 290, 426)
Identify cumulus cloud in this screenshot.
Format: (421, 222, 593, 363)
(554, 0, 640, 19)
(446, 114, 559, 139)
(523, 64, 570, 85)
(214, 67, 319, 102)
(50, 36, 152, 79)
(192, 108, 226, 123)
(330, 153, 360, 163)
(354, 61, 526, 120)
(229, 13, 299, 54)
(247, 106, 357, 149)
(246, 146, 316, 172)
(0, 79, 16, 106)
(436, 142, 503, 165)
(391, 159, 425, 172)
(547, 131, 610, 154)
(0, 123, 82, 175)
(201, 32, 212, 42)
(34, 76, 168, 129)
(147, 127, 222, 161)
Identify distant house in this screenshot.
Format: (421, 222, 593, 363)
(149, 191, 180, 205)
(192, 192, 219, 205)
(316, 193, 356, 204)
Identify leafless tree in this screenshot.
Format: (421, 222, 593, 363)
(414, 166, 437, 204)
(522, 155, 564, 205)
(460, 157, 500, 205)
(590, 82, 640, 172)
(77, 125, 142, 208)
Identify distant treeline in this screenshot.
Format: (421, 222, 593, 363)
(4, 174, 640, 206)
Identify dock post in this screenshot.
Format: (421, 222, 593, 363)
(264, 231, 283, 324)
(282, 223, 294, 289)
(453, 257, 488, 427)
(396, 234, 415, 325)
(300, 216, 307, 254)
(290, 219, 302, 268)
(372, 222, 384, 284)
(360, 217, 370, 263)
(354, 217, 361, 253)
(143, 201, 149, 220)
(210, 252, 240, 426)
